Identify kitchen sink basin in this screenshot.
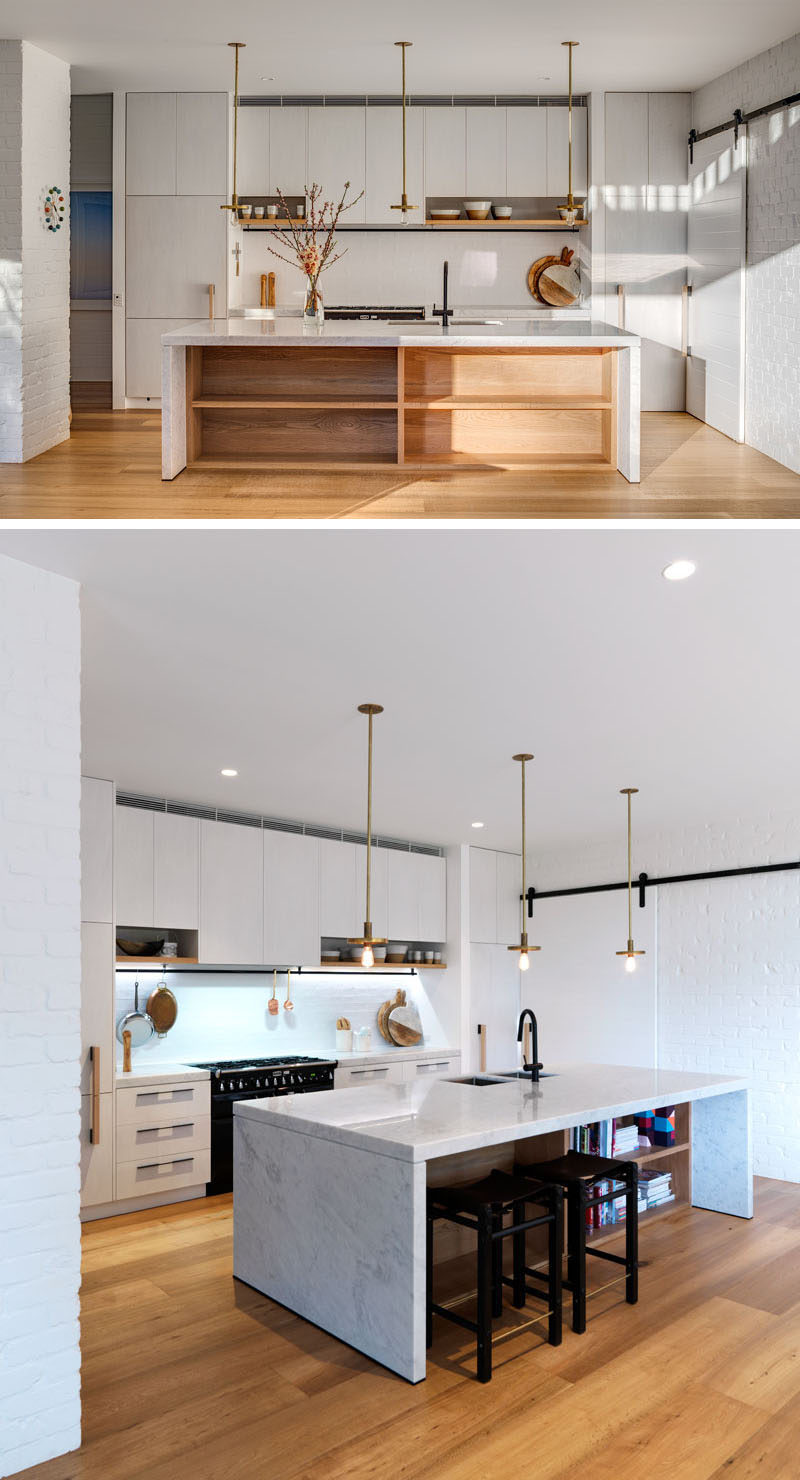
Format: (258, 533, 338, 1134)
(496, 1070, 558, 1080)
(449, 319, 504, 327)
(445, 1075, 509, 1087)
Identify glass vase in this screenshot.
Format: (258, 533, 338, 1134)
(303, 280, 324, 326)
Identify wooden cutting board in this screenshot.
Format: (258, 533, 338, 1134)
(377, 988, 406, 1043)
(538, 261, 581, 307)
(527, 246, 574, 303)
(388, 1004, 423, 1047)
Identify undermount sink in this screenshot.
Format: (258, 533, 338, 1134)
(496, 1070, 558, 1080)
(449, 319, 504, 327)
(445, 1075, 509, 1087)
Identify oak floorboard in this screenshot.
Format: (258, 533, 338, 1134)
(1, 410, 799, 519)
(12, 1179, 800, 1480)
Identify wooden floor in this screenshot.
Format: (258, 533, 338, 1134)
(1, 409, 799, 519)
(15, 1177, 800, 1480)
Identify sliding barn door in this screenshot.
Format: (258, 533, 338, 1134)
(686, 127, 746, 441)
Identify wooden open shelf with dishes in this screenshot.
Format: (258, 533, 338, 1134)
(184, 343, 619, 473)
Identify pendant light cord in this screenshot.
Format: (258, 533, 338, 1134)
(365, 708, 373, 927)
(627, 789, 633, 941)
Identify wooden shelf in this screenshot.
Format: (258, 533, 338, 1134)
(241, 219, 307, 228)
(191, 452, 399, 471)
(192, 394, 398, 410)
(400, 450, 611, 470)
(404, 395, 612, 411)
(629, 1141, 690, 1166)
(115, 955, 198, 964)
(319, 961, 447, 970)
(426, 217, 586, 228)
(586, 1198, 687, 1246)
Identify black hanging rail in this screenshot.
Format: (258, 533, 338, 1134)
(524, 858, 800, 916)
(688, 90, 800, 160)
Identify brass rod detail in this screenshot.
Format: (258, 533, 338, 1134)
(391, 42, 417, 213)
(562, 42, 579, 209)
(357, 704, 383, 941)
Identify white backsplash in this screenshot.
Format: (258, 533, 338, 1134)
(115, 969, 452, 1067)
(235, 228, 590, 312)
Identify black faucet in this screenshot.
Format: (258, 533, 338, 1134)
(517, 1009, 543, 1083)
(432, 260, 453, 328)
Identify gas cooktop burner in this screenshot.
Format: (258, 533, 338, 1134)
(192, 1056, 331, 1071)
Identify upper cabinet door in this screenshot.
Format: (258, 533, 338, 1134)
(263, 830, 320, 967)
(465, 107, 506, 196)
(126, 93, 177, 194)
(417, 854, 446, 942)
(81, 922, 114, 1095)
(354, 843, 388, 940)
(81, 777, 113, 924)
(424, 107, 466, 196)
(238, 105, 270, 196)
(546, 104, 588, 197)
(469, 848, 497, 943)
(386, 849, 420, 941)
(506, 108, 548, 196)
(269, 107, 308, 195)
(307, 108, 366, 221)
(153, 812, 199, 929)
(115, 806, 154, 926)
(495, 851, 522, 946)
(126, 197, 227, 318)
(177, 93, 228, 196)
(365, 106, 424, 224)
(199, 820, 263, 964)
(318, 838, 359, 937)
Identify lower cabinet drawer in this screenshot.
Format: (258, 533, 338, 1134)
(116, 1080, 210, 1126)
(115, 1148, 211, 1200)
(336, 1061, 406, 1087)
(116, 1114, 210, 1165)
(404, 1056, 459, 1080)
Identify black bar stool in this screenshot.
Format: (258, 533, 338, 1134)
(427, 1169, 563, 1383)
(514, 1151, 638, 1334)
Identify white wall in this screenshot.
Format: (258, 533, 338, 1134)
(0, 41, 71, 462)
(532, 812, 800, 1183)
(0, 553, 82, 1479)
(693, 32, 800, 473)
(114, 968, 455, 1066)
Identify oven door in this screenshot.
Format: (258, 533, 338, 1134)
(208, 1089, 282, 1196)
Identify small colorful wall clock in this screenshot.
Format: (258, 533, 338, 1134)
(44, 186, 65, 231)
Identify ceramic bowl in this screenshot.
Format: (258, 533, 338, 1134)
(464, 200, 492, 220)
(430, 209, 461, 221)
(493, 205, 513, 219)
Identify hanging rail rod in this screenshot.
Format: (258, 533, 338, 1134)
(114, 964, 423, 975)
(688, 90, 800, 159)
(524, 858, 800, 916)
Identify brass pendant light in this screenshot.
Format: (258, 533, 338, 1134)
(507, 753, 541, 971)
(616, 788, 646, 973)
(560, 41, 580, 225)
(390, 42, 418, 222)
(221, 42, 246, 221)
(348, 704, 388, 968)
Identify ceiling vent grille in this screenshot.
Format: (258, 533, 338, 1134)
(241, 93, 584, 110)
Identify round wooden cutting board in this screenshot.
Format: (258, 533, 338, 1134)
(538, 261, 581, 307)
(387, 1005, 423, 1047)
(527, 246, 575, 303)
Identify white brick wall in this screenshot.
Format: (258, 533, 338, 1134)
(693, 33, 800, 474)
(533, 813, 800, 1183)
(0, 41, 70, 464)
(0, 553, 82, 1478)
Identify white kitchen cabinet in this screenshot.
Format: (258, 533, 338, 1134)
(546, 104, 588, 198)
(177, 93, 228, 196)
(154, 811, 199, 929)
(424, 107, 466, 196)
(125, 317, 193, 400)
(334, 1060, 406, 1088)
(318, 837, 359, 937)
(354, 843, 388, 940)
(126, 196, 227, 319)
(263, 829, 320, 967)
(269, 106, 308, 195)
(199, 820, 263, 964)
(466, 108, 507, 195)
(469, 847, 497, 943)
(365, 106, 424, 224)
(126, 92, 176, 194)
(238, 105, 270, 196)
(402, 1054, 460, 1081)
(307, 108, 366, 221)
(387, 851, 446, 942)
(116, 1078, 210, 1125)
(81, 922, 114, 1096)
(506, 108, 548, 196)
(115, 805, 154, 926)
(81, 776, 113, 924)
(81, 1092, 114, 1208)
(496, 851, 522, 945)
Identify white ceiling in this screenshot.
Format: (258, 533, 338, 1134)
(1, 528, 798, 856)
(6, 0, 798, 96)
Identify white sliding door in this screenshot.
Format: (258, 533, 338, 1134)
(686, 128, 746, 441)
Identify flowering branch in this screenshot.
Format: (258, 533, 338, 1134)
(264, 181, 364, 287)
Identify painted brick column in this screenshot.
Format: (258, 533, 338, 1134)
(0, 40, 70, 464)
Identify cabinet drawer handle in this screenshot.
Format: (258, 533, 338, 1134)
(681, 283, 692, 357)
(136, 1088, 194, 1104)
(418, 1061, 448, 1071)
(135, 1122, 194, 1137)
(617, 283, 625, 330)
(137, 1157, 194, 1171)
(89, 1045, 101, 1144)
(350, 1067, 388, 1076)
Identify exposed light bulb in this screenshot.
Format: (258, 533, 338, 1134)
(361, 943, 374, 969)
(519, 950, 530, 972)
(625, 954, 637, 973)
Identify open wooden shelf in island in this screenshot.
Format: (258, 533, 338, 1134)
(183, 342, 619, 474)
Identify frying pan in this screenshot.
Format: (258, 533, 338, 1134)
(146, 977, 178, 1037)
(116, 979, 155, 1050)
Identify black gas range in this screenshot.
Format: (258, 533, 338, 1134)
(190, 1055, 337, 1195)
(325, 304, 426, 322)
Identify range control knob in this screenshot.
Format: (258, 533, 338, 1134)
(238, 1080, 244, 1090)
(255, 1078, 261, 1088)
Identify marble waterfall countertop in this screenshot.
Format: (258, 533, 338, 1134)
(161, 318, 640, 350)
(233, 1062, 748, 1163)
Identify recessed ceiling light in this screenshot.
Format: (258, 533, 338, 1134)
(662, 559, 696, 582)
(471, 821, 485, 829)
(220, 768, 238, 777)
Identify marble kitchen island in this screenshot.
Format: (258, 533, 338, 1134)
(233, 1063, 751, 1382)
(161, 318, 641, 482)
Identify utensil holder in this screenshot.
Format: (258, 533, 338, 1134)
(335, 1028, 353, 1053)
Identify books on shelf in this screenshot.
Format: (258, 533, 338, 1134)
(638, 1167, 674, 1210)
(569, 1113, 680, 1230)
